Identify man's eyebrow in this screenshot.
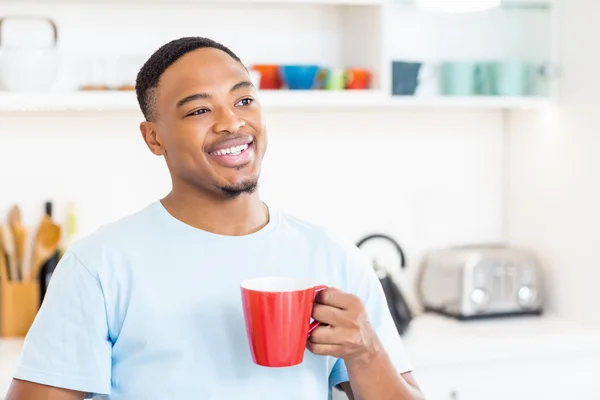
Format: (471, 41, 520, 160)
(231, 81, 253, 92)
(176, 81, 253, 108)
(176, 92, 210, 108)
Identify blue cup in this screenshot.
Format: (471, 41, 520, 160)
(392, 61, 422, 95)
(280, 65, 320, 90)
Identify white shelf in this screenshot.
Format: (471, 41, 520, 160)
(0, 91, 552, 111)
(395, 0, 551, 10)
(387, 95, 552, 110)
(1, 0, 382, 4)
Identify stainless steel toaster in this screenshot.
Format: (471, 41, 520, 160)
(416, 244, 544, 320)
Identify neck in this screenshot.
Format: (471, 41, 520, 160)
(161, 184, 269, 236)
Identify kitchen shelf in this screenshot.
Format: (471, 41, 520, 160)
(394, 0, 552, 10)
(1, 0, 548, 6)
(0, 0, 383, 4)
(0, 91, 552, 111)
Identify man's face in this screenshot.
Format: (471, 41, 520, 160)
(142, 47, 266, 198)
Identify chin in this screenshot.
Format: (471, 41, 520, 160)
(217, 179, 259, 199)
(212, 172, 260, 197)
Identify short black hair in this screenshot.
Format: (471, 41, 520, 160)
(135, 36, 244, 121)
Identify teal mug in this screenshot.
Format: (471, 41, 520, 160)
(441, 61, 533, 96)
(490, 61, 534, 96)
(441, 62, 496, 96)
(441, 62, 479, 96)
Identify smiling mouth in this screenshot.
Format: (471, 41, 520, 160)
(209, 142, 251, 156)
(207, 139, 255, 168)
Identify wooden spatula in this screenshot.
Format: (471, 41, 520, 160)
(8, 205, 27, 281)
(1, 224, 18, 281)
(0, 225, 10, 283)
(27, 216, 62, 283)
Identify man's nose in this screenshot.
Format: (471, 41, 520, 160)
(213, 107, 245, 134)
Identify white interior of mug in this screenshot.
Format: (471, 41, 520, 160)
(241, 277, 314, 292)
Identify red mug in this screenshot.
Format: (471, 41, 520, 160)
(240, 277, 328, 367)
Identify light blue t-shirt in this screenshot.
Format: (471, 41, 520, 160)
(14, 201, 412, 399)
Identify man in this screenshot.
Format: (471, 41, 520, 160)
(6, 37, 424, 400)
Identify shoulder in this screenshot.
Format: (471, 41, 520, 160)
(275, 209, 374, 277)
(66, 201, 161, 271)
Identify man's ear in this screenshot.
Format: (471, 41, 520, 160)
(140, 121, 165, 156)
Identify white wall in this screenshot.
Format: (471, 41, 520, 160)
(508, 0, 600, 327)
(0, 1, 509, 307)
(0, 107, 505, 306)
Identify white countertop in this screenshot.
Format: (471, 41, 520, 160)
(401, 313, 600, 368)
(2, 313, 600, 397)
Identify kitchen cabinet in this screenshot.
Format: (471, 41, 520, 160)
(0, 0, 558, 112)
(413, 356, 600, 400)
(331, 313, 600, 400)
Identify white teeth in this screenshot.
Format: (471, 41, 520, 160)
(211, 143, 249, 156)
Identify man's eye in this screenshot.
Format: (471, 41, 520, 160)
(188, 108, 209, 117)
(237, 98, 253, 107)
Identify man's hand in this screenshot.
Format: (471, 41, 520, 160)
(306, 287, 380, 365)
(306, 287, 425, 400)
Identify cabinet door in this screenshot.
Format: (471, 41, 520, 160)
(415, 356, 600, 400)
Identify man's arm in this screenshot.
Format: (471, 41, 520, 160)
(6, 251, 112, 397)
(308, 288, 425, 400)
(6, 379, 86, 400)
(339, 371, 424, 400)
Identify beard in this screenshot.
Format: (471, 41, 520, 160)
(215, 177, 259, 199)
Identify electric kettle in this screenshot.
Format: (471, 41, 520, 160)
(356, 234, 413, 335)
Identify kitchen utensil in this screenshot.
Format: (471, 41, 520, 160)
(8, 205, 27, 280)
(417, 244, 544, 320)
(0, 224, 40, 338)
(250, 64, 282, 90)
(240, 277, 327, 367)
(27, 215, 61, 283)
(346, 67, 371, 90)
(0, 225, 10, 283)
(356, 233, 413, 335)
(1, 224, 17, 281)
(280, 65, 320, 90)
(60, 201, 78, 255)
(39, 201, 60, 302)
(0, 279, 40, 337)
(0, 15, 60, 92)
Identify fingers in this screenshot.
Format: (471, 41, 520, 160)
(316, 287, 363, 311)
(309, 325, 367, 349)
(312, 303, 344, 326)
(306, 341, 344, 358)
(309, 324, 345, 345)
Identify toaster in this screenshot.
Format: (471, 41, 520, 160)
(416, 244, 544, 320)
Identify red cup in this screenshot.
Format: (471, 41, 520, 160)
(240, 277, 327, 367)
(346, 68, 372, 90)
(250, 64, 282, 90)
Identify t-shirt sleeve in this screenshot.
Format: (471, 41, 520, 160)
(329, 245, 413, 388)
(13, 251, 112, 396)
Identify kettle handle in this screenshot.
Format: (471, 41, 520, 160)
(356, 233, 406, 269)
(0, 16, 58, 47)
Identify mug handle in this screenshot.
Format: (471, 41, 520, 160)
(308, 285, 328, 334)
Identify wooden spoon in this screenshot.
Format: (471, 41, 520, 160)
(27, 216, 62, 283)
(1, 224, 17, 281)
(8, 205, 27, 280)
(0, 225, 10, 283)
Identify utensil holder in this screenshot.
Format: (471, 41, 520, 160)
(0, 281, 40, 337)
